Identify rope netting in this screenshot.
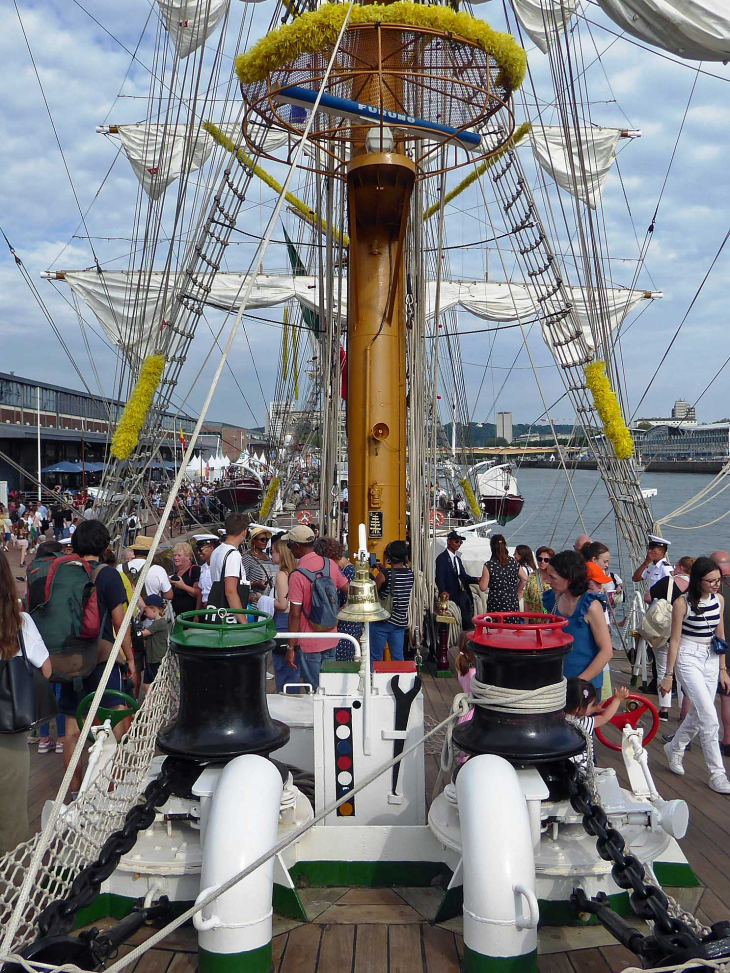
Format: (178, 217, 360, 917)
(0, 654, 180, 952)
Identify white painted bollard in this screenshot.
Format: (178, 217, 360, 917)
(456, 754, 538, 972)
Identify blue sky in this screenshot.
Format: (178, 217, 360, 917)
(2, 0, 729, 432)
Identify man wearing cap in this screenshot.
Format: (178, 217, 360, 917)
(285, 525, 349, 689)
(125, 535, 174, 606)
(435, 531, 480, 631)
(242, 525, 276, 599)
(633, 535, 673, 602)
(194, 535, 219, 610)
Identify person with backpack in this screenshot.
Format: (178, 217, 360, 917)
(208, 513, 250, 623)
(58, 520, 135, 798)
(647, 556, 693, 721)
(285, 525, 349, 690)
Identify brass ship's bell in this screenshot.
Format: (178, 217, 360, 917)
(338, 560, 390, 622)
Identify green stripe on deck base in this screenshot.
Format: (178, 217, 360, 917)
(290, 860, 446, 887)
(653, 861, 701, 888)
(199, 944, 271, 973)
(463, 946, 537, 972)
(435, 888, 631, 926)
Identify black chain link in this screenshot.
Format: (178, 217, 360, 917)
(37, 757, 200, 940)
(563, 761, 703, 957)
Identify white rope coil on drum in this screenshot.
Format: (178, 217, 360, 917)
(441, 677, 567, 773)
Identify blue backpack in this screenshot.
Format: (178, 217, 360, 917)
(292, 557, 339, 631)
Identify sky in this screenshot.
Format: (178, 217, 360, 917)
(2, 0, 730, 434)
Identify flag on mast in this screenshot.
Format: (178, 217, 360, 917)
(180, 425, 186, 452)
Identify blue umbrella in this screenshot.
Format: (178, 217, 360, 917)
(41, 461, 82, 474)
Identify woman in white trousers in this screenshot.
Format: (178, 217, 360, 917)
(661, 557, 730, 793)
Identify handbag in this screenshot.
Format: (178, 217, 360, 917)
(711, 635, 728, 656)
(0, 631, 59, 734)
(207, 549, 251, 616)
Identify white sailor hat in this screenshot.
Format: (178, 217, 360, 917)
(59, 537, 72, 546)
(648, 533, 671, 548)
(193, 534, 218, 543)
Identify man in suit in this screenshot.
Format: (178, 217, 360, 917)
(435, 530, 479, 630)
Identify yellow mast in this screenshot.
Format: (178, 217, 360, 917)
(346, 10, 413, 560)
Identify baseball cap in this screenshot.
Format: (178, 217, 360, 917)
(144, 593, 165, 608)
(586, 561, 612, 585)
(284, 525, 315, 543)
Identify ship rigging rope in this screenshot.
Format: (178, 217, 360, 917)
(0, 5, 358, 951)
(440, 678, 567, 774)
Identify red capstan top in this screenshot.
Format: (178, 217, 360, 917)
(470, 613, 573, 651)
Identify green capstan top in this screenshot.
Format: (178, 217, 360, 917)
(172, 608, 277, 649)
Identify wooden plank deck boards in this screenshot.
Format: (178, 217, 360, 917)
(389, 925, 424, 973)
(353, 925, 388, 972)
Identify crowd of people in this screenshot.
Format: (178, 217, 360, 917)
(5, 497, 730, 856)
(445, 528, 730, 795)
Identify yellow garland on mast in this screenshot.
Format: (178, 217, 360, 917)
(203, 122, 349, 248)
(460, 477, 482, 520)
(235, 2, 527, 92)
(259, 476, 280, 520)
(110, 353, 166, 460)
(423, 122, 532, 221)
(584, 360, 635, 460)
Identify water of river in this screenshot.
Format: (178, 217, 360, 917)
(503, 468, 730, 579)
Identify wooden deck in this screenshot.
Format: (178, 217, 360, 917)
(27, 632, 730, 971)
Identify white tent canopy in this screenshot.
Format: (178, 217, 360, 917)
(597, 0, 730, 61)
(60, 270, 655, 368)
(529, 126, 624, 209)
(112, 122, 289, 199)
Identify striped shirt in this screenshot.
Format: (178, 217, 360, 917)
(681, 594, 721, 644)
(380, 567, 415, 628)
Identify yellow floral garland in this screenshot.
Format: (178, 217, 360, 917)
(235, 2, 526, 93)
(204, 122, 349, 247)
(460, 476, 482, 520)
(423, 122, 531, 221)
(111, 353, 166, 460)
(584, 360, 634, 460)
(259, 476, 280, 520)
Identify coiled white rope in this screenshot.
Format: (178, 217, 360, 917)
(440, 677, 567, 772)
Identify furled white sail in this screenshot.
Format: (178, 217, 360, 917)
(529, 126, 623, 209)
(113, 122, 290, 199)
(117, 123, 214, 200)
(156, 0, 231, 59)
(596, 0, 730, 61)
(61, 270, 653, 367)
(508, 0, 578, 53)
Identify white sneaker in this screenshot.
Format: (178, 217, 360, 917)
(664, 742, 685, 775)
(709, 775, 730, 794)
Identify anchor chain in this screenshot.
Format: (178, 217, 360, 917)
(563, 761, 730, 967)
(36, 757, 200, 940)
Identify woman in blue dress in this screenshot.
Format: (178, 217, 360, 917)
(543, 550, 613, 697)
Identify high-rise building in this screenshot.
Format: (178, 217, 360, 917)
(496, 411, 513, 443)
(671, 400, 696, 422)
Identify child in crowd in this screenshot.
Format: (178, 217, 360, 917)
(566, 678, 630, 737)
(141, 594, 169, 689)
(455, 630, 476, 726)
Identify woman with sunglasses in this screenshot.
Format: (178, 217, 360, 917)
(661, 557, 730, 792)
(523, 546, 555, 615)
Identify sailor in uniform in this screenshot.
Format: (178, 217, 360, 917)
(632, 534, 673, 603)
